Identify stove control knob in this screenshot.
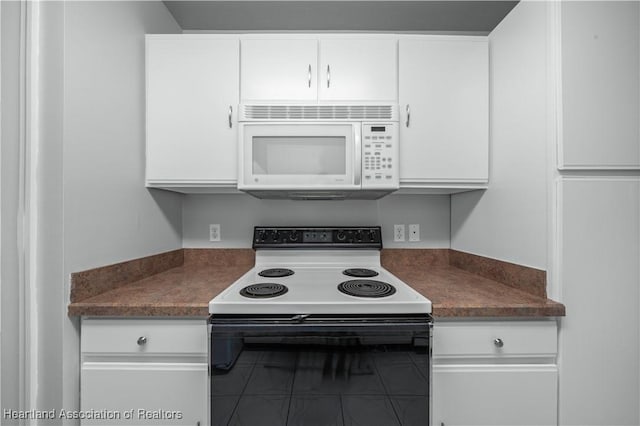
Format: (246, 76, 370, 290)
(355, 230, 363, 242)
(272, 231, 280, 242)
(257, 230, 267, 242)
(368, 230, 377, 242)
(336, 230, 347, 241)
(289, 230, 300, 242)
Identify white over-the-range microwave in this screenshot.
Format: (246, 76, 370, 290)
(237, 104, 399, 200)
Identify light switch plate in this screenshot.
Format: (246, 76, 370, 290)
(409, 224, 420, 242)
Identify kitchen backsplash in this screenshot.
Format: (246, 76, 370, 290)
(182, 194, 450, 248)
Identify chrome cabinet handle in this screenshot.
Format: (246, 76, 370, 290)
(228, 106, 233, 129)
(406, 104, 411, 128)
(494, 338, 504, 348)
(137, 336, 147, 346)
(327, 65, 331, 88)
(308, 64, 312, 88)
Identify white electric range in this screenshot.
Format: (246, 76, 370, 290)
(208, 227, 433, 426)
(208, 226, 431, 315)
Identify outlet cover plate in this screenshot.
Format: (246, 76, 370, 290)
(209, 224, 221, 242)
(409, 224, 420, 242)
(394, 224, 405, 242)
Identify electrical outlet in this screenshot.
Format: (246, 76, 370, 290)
(394, 224, 405, 242)
(409, 224, 420, 242)
(209, 224, 221, 242)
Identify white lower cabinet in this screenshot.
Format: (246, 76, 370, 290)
(80, 319, 208, 426)
(432, 321, 558, 426)
(433, 365, 557, 426)
(80, 318, 559, 426)
(82, 363, 206, 425)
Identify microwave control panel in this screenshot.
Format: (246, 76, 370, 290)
(361, 123, 399, 188)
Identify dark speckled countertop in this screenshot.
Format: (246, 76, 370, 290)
(67, 249, 565, 318)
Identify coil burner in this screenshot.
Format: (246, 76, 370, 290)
(240, 283, 288, 299)
(338, 280, 396, 298)
(342, 268, 379, 278)
(258, 268, 295, 278)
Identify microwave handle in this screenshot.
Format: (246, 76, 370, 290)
(354, 125, 362, 186)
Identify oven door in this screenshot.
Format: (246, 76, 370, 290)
(238, 123, 361, 191)
(210, 315, 432, 426)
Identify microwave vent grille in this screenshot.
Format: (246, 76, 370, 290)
(241, 105, 395, 121)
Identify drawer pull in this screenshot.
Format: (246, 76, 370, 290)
(494, 338, 504, 348)
(137, 336, 147, 346)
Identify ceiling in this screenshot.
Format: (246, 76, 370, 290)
(163, 1, 519, 34)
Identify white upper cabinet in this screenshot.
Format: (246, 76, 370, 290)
(146, 36, 239, 189)
(560, 1, 640, 169)
(241, 39, 318, 102)
(241, 37, 397, 103)
(318, 38, 398, 102)
(399, 37, 489, 186)
(146, 34, 491, 193)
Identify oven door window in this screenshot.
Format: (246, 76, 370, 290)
(211, 324, 430, 426)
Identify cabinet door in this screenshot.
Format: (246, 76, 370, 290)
(146, 36, 239, 185)
(432, 365, 557, 426)
(560, 2, 640, 169)
(81, 362, 207, 425)
(319, 38, 397, 102)
(241, 39, 318, 101)
(399, 38, 488, 184)
(558, 178, 640, 425)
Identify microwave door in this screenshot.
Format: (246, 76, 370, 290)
(239, 123, 359, 190)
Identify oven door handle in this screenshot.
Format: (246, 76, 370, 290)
(291, 314, 310, 323)
(210, 317, 432, 335)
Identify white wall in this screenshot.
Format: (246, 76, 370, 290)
(450, 1, 549, 270)
(1, 0, 23, 415)
(182, 194, 450, 248)
(38, 0, 66, 416)
(63, 1, 182, 273)
(60, 0, 182, 417)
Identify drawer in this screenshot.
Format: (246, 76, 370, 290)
(433, 321, 557, 359)
(81, 319, 206, 355)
